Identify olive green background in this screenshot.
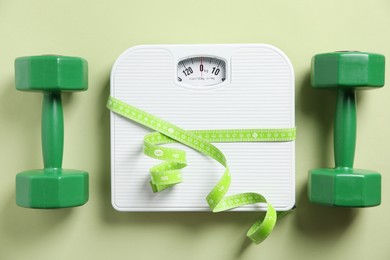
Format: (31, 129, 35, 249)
(1, 0, 390, 259)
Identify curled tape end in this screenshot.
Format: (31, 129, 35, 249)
(246, 203, 277, 244)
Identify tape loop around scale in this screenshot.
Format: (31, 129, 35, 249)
(107, 96, 296, 244)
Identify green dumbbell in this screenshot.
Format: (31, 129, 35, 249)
(308, 51, 385, 207)
(15, 55, 89, 208)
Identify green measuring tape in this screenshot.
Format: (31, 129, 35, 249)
(107, 96, 296, 244)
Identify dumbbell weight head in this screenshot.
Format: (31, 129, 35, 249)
(15, 55, 88, 91)
(16, 169, 89, 208)
(15, 55, 89, 208)
(311, 51, 385, 89)
(308, 51, 385, 207)
(309, 168, 381, 207)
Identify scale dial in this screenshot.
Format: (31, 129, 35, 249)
(177, 56, 226, 87)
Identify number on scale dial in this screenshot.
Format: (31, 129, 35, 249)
(177, 57, 226, 86)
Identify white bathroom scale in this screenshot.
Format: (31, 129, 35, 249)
(110, 44, 295, 211)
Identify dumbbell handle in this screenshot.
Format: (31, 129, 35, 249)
(334, 89, 356, 168)
(42, 92, 63, 169)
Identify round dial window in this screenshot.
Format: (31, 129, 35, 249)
(177, 57, 226, 86)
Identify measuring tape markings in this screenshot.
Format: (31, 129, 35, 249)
(107, 96, 296, 244)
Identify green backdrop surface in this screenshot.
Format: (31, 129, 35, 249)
(1, 0, 390, 259)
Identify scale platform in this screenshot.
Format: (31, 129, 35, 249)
(110, 44, 295, 211)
